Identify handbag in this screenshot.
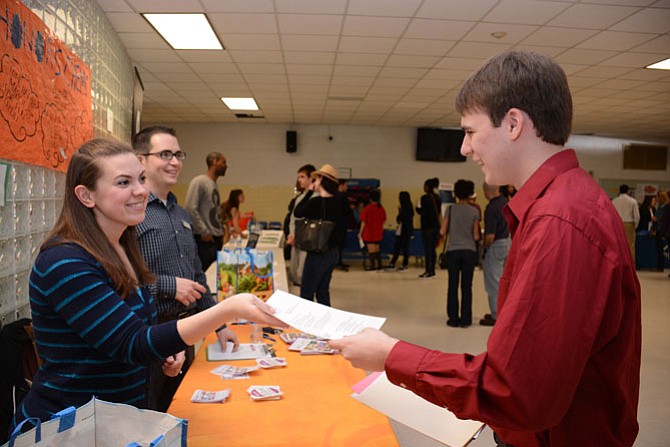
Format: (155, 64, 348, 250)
(438, 206, 451, 270)
(5, 397, 187, 447)
(294, 199, 336, 254)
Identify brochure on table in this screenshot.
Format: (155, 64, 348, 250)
(206, 342, 272, 361)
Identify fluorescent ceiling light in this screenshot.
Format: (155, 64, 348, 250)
(221, 98, 259, 110)
(143, 13, 223, 50)
(646, 57, 670, 70)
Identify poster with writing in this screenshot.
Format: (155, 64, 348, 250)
(0, 0, 92, 172)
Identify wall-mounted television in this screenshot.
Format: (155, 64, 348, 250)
(416, 128, 466, 162)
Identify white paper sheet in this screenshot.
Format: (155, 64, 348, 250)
(206, 343, 270, 361)
(352, 372, 485, 447)
(265, 290, 386, 339)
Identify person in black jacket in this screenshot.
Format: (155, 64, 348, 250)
(387, 191, 415, 271)
(293, 164, 341, 307)
(417, 178, 441, 278)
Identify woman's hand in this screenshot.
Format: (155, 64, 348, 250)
(224, 293, 288, 328)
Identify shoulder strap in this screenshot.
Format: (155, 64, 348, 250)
(441, 206, 451, 253)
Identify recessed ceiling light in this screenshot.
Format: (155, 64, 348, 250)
(646, 57, 670, 70)
(490, 31, 507, 39)
(143, 13, 223, 50)
(221, 97, 259, 111)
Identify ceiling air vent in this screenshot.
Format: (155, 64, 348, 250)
(234, 113, 264, 119)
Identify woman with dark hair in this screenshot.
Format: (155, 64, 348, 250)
(637, 195, 657, 235)
(416, 177, 441, 278)
(359, 189, 387, 271)
(387, 191, 414, 271)
(440, 179, 481, 327)
(220, 189, 245, 243)
(14, 139, 284, 430)
(293, 164, 341, 307)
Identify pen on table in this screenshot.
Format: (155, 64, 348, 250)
(263, 333, 276, 342)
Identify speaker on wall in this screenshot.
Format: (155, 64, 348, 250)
(286, 130, 297, 153)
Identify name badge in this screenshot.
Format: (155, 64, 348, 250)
(182, 220, 192, 231)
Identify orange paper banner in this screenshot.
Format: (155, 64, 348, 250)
(0, 0, 92, 172)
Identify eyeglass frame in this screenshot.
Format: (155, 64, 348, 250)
(140, 150, 187, 161)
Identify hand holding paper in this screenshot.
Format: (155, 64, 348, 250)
(328, 328, 398, 371)
(265, 290, 386, 339)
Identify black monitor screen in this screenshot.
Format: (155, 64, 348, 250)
(416, 128, 466, 162)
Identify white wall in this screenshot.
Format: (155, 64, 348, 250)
(159, 122, 669, 190)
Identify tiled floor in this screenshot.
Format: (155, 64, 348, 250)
(290, 263, 670, 446)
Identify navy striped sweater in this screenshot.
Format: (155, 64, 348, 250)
(15, 242, 189, 426)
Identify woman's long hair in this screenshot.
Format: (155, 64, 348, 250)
(399, 191, 414, 216)
(42, 138, 153, 299)
(220, 189, 244, 220)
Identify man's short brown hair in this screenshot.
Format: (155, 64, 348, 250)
(455, 51, 572, 146)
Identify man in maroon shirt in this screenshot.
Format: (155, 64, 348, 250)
(330, 51, 641, 447)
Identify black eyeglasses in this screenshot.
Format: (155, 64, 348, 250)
(142, 150, 187, 161)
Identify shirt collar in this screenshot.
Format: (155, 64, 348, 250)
(503, 149, 579, 236)
(147, 191, 178, 208)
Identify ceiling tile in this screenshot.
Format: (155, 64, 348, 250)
(554, 48, 620, 65)
(347, 0, 422, 17)
(394, 38, 454, 56)
(105, 12, 152, 32)
(548, 4, 641, 29)
(462, 22, 538, 44)
(118, 32, 169, 49)
(98, 1, 670, 141)
(631, 35, 670, 53)
(336, 53, 387, 66)
(123, 0, 204, 13)
(229, 50, 283, 63)
(95, 0, 134, 13)
(446, 41, 512, 59)
(600, 51, 668, 67)
(220, 34, 281, 51)
(343, 16, 410, 38)
(610, 7, 670, 33)
(334, 65, 382, 77)
(386, 54, 441, 68)
(275, 0, 347, 14)
(338, 36, 397, 53)
(284, 51, 336, 64)
(417, 0, 499, 21)
(208, 13, 277, 34)
(281, 35, 339, 52)
(278, 14, 343, 35)
(520, 27, 598, 47)
(576, 31, 657, 51)
(200, 0, 275, 13)
(405, 19, 474, 40)
(484, 0, 571, 25)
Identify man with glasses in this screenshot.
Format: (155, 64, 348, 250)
(133, 126, 238, 412)
(184, 150, 228, 271)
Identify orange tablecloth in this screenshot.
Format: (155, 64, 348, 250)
(168, 326, 399, 447)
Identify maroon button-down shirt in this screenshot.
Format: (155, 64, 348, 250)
(386, 150, 641, 447)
